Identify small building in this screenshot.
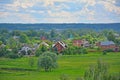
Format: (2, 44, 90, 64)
(13, 36, 20, 39)
(41, 36, 46, 41)
(40, 41, 49, 47)
(96, 41, 119, 51)
(52, 41, 67, 53)
(18, 45, 33, 55)
(83, 40, 90, 47)
(73, 40, 84, 47)
(73, 39, 90, 47)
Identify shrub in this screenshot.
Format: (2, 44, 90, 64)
(35, 48, 42, 57)
(6, 53, 19, 59)
(84, 59, 109, 80)
(37, 51, 58, 72)
(60, 74, 70, 80)
(103, 50, 107, 55)
(28, 57, 34, 67)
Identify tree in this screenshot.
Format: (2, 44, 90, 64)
(35, 48, 42, 57)
(19, 33, 29, 43)
(50, 29, 56, 38)
(37, 51, 58, 72)
(84, 59, 109, 80)
(0, 46, 8, 57)
(0, 41, 2, 45)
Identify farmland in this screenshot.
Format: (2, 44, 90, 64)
(0, 52, 120, 80)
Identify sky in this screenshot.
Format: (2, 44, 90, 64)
(0, 0, 120, 23)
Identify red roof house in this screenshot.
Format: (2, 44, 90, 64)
(52, 41, 67, 53)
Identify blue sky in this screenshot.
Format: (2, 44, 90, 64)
(0, 0, 120, 23)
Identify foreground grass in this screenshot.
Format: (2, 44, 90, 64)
(0, 52, 120, 80)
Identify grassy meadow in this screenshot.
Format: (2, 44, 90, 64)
(0, 52, 120, 80)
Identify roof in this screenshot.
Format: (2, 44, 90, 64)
(41, 42, 49, 47)
(100, 41, 115, 46)
(52, 41, 66, 48)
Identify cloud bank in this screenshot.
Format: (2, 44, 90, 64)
(0, 0, 120, 23)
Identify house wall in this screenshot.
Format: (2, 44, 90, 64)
(54, 42, 64, 53)
(100, 44, 117, 51)
(73, 40, 83, 47)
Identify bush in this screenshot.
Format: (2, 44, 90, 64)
(105, 49, 114, 52)
(28, 57, 34, 67)
(35, 49, 42, 57)
(0, 47, 9, 57)
(37, 51, 58, 72)
(81, 48, 88, 54)
(60, 74, 70, 80)
(6, 53, 19, 59)
(103, 50, 107, 55)
(84, 59, 109, 80)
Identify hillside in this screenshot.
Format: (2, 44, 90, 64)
(0, 23, 120, 31)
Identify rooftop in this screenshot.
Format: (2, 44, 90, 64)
(101, 41, 115, 46)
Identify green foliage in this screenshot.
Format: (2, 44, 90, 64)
(35, 45, 48, 57)
(62, 46, 88, 55)
(84, 59, 109, 80)
(0, 47, 9, 57)
(103, 51, 107, 55)
(0, 53, 120, 80)
(35, 49, 42, 57)
(28, 57, 34, 67)
(103, 49, 114, 55)
(19, 33, 29, 43)
(38, 56, 53, 71)
(50, 29, 57, 38)
(6, 52, 19, 59)
(37, 51, 58, 72)
(40, 45, 47, 52)
(0, 41, 2, 45)
(60, 74, 70, 80)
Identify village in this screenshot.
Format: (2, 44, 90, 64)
(17, 38, 120, 56)
(0, 29, 120, 58)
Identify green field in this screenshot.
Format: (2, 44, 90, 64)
(0, 52, 120, 80)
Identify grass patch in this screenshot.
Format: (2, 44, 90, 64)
(0, 52, 120, 80)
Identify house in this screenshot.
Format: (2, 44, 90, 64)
(96, 41, 119, 51)
(83, 40, 90, 47)
(114, 33, 120, 39)
(41, 36, 46, 40)
(52, 41, 67, 53)
(40, 41, 49, 47)
(18, 45, 34, 55)
(73, 39, 90, 47)
(13, 36, 20, 39)
(73, 40, 84, 47)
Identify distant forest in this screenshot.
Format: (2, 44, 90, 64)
(0, 23, 120, 31)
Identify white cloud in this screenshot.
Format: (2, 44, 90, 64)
(17, 13, 37, 23)
(1, 0, 120, 23)
(98, 0, 120, 14)
(48, 10, 73, 18)
(0, 12, 37, 23)
(77, 0, 96, 6)
(4, 0, 35, 12)
(44, 17, 79, 23)
(0, 12, 10, 18)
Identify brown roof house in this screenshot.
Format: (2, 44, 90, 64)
(96, 41, 119, 52)
(52, 41, 67, 53)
